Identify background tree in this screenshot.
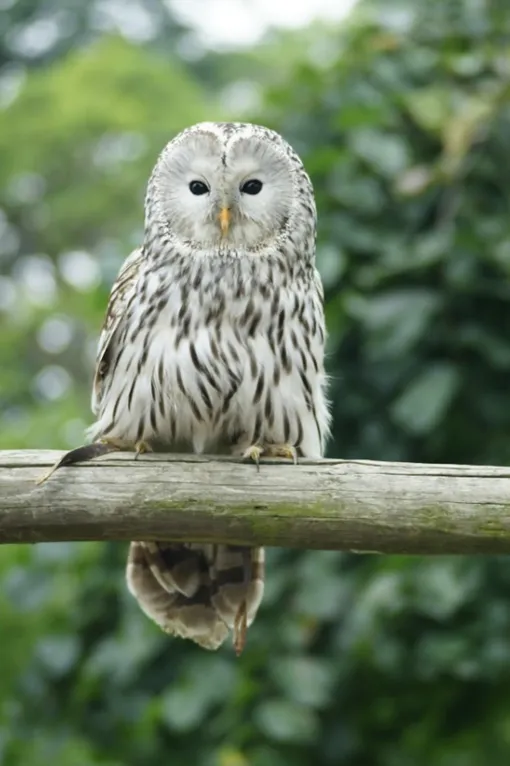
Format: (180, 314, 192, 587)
(1, 1, 510, 764)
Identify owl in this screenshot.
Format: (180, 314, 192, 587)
(40, 122, 330, 654)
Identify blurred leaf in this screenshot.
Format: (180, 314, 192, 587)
(404, 87, 453, 133)
(391, 363, 460, 434)
(272, 656, 334, 707)
(441, 92, 502, 177)
(350, 129, 410, 177)
(351, 289, 441, 358)
(255, 699, 318, 743)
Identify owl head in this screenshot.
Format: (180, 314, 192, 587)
(144, 122, 316, 256)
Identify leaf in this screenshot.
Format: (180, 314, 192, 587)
(404, 87, 453, 133)
(316, 243, 347, 289)
(160, 686, 211, 732)
(353, 289, 441, 358)
(391, 363, 460, 434)
(441, 93, 500, 176)
(272, 657, 335, 707)
(350, 129, 410, 177)
(255, 700, 318, 743)
(35, 635, 80, 677)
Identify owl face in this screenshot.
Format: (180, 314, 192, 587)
(150, 123, 298, 250)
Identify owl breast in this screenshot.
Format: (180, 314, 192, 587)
(91, 256, 328, 459)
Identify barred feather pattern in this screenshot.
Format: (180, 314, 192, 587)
(86, 122, 330, 651)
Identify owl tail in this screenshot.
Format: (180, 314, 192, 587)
(126, 541, 264, 653)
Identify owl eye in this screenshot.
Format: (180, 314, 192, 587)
(189, 180, 209, 196)
(241, 179, 263, 195)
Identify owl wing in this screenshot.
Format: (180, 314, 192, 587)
(91, 247, 144, 416)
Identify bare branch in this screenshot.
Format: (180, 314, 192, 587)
(1, 449, 510, 552)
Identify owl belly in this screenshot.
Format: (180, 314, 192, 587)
(92, 317, 324, 458)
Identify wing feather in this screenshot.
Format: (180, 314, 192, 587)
(91, 247, 144, 415)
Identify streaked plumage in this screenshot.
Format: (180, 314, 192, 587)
(85, 122, 330, 651)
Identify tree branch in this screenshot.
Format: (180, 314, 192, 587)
(1, 449, 510, 552)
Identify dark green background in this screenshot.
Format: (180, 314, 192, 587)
(1, 1, 510, 763)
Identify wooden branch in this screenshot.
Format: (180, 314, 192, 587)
(1, 449, 510, 553)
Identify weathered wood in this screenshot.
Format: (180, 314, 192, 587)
(1, 449, 510, 552)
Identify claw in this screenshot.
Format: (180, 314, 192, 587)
(242, 445, 264, 473)
(264, 443, 298, 464)
(134, 441, 152, 461)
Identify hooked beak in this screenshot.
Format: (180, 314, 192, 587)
(218, 206, 231, 237)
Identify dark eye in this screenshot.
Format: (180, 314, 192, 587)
(189, 180, 209, 195)
(241, 179, 263, 195)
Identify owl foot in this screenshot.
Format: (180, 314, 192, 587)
(242, 445, 263, 472)
(100, 437, 131, 449)
(240, 443, 298, 471)
(134, 441, 152, 460)
(233, 600, 248, 656)
(99, 437, 151, 459)
(264, 443, 298, 464)
(35, 441, 121, 485)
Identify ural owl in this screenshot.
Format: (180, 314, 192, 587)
(40, 122, 330, 654)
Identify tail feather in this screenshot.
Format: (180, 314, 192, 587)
(126, 541, 265, 652)
(140, 541, 209, 598)
(211, 545, 265, 628)
(126, 542, 228, 650)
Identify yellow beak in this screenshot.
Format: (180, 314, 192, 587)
(219, 207, 231, 236)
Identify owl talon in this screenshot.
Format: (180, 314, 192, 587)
(233, 600, 248, 656)
(134, 441, 152, 460)
(242, 445, 264, 472)
(265, 444, 298, 464)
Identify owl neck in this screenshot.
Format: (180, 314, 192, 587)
(142, 218, 316, 268)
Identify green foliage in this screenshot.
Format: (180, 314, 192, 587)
(0, 35, 212, 263)
(0, 0, 189, 69)
(2, 1, 510, 764)
(258, 0, 510, 467)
